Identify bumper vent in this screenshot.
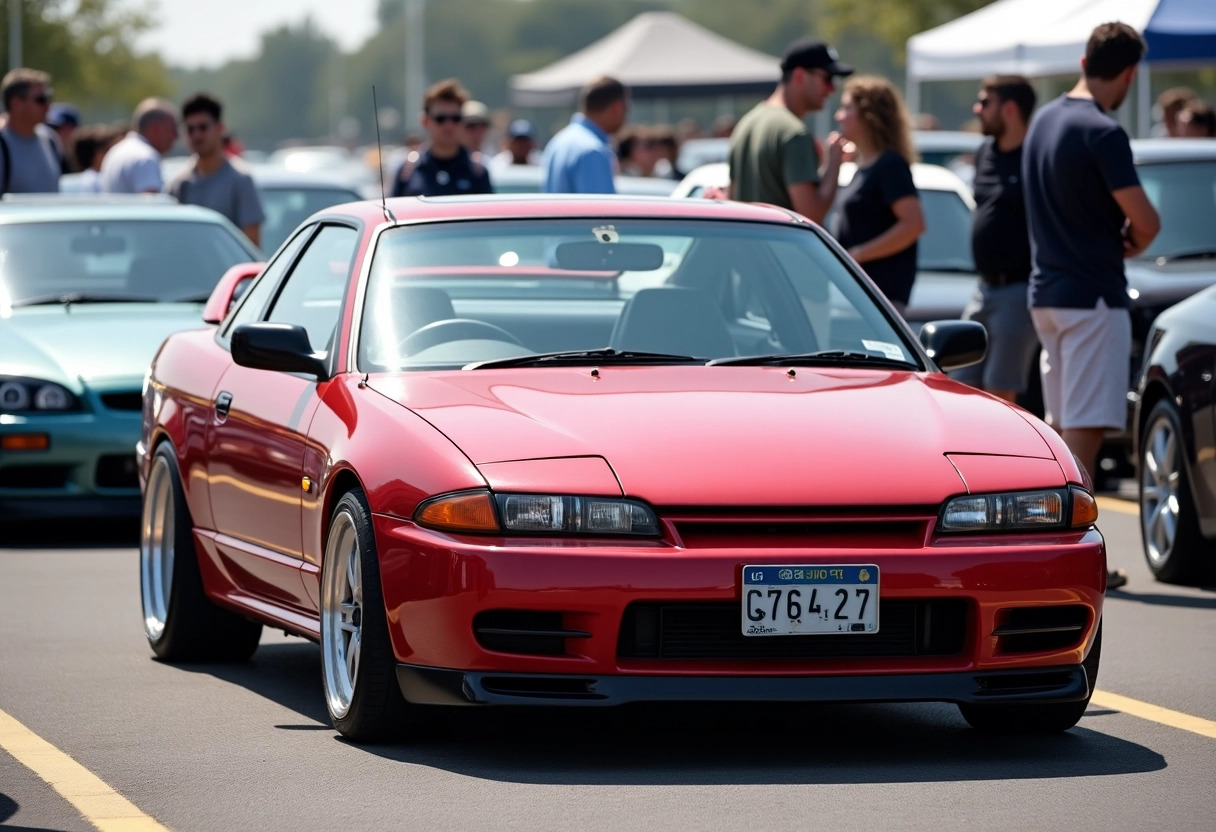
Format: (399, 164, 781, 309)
(619, 600, 968, 660)
(0, 464, 72, 489)
(993, 605, 1089, 654)
(473, 610, 590, 657)
(96, 455, 139, 489)
(99, 392, 143, 411)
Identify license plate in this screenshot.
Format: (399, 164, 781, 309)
(741, 564, 880, 636)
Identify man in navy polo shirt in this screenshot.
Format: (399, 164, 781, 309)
(392, 78, 492, 198)
(1023, 21, 1161, 590)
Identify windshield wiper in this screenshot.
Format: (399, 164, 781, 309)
(10, 292, 159, 307)
(707, 349, 920, 369)
(1150, 248, 1216, 263)
(466, 348, 699, 370)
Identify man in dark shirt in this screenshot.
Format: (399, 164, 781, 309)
(392, 78, 492, 198)
(953, 75, 1037, 404)
(1023, 22, 1160, 590)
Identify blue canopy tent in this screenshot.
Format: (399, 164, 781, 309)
(906, 0, 1216, 136)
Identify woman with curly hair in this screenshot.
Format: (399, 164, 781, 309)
(832, 76, 925, 315)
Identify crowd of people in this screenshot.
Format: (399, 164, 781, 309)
(1, 22, 1211, 588)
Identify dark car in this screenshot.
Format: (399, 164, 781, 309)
(1134, 283, 1216, 585)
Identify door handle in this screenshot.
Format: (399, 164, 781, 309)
(215, 391, 233, 419)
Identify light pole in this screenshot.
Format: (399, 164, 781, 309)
(8, 0, 22, 70)
(404, 0, 425, 137)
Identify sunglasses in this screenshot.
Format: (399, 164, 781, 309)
(30, 93, 52, 105)
(184, 122, 214, 135)
(429, 113, 463, 124)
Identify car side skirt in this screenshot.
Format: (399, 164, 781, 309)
(396, 663, 1090, 708)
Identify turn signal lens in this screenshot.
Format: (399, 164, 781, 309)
(1070, 487, 1099, 528)
(1, 433, 50, 451)
(415, 491, 499, 533)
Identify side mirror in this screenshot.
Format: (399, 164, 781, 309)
(203, 262, 266, 324)
(231, 323, 329, 380)
(919, 320, 987, 371)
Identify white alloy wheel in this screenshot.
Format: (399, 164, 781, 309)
(322, 508, 363, 719)
(140, 455, 175, 642)
(1141, 411, 1181, 569)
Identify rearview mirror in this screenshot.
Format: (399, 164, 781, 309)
(231, 322, 329, 380)
(919, 320, 987, 371)
(554, 241, 664, 272)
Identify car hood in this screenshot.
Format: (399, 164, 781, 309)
(1126, 259, 1216, 307)
(1, 304, 207, 389)
(369, 367, 1058, 507)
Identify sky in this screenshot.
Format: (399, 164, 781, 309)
(127, 0, 382, 69)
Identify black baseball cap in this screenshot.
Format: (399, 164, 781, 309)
(780, 38, 854, 77)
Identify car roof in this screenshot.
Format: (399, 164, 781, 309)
(912, 130, 984, 152)
(673, 161, 971, 201)
(246, 164, 367, 192)
(1131, 138, 1216, 164)
(317, 193, 802, 225)
(0, 199, 240, 224)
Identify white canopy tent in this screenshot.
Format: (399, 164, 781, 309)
(509, 12, 781, 108)
(906, 0, 1216, 135)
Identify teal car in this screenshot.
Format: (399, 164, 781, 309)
(0, 201, 262, 521)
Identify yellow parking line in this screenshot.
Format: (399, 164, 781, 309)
(0, 707, 169, 832)
(1097, 496, 1138, 516)
(1092, 690, 1216, 739)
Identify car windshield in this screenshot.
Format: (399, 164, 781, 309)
(0, 219, 254, 305)
(359, 218, 916, 371)
(260, 187, 361, 253)
(1137, 160, 1216, 261)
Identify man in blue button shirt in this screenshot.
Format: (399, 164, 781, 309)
(542, 76, 629, 194)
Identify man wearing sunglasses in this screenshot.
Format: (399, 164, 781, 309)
(727, 38, 852, 224)
(166, 93, 264, 248)
(0, 68, 62, 195)
(392, 78, 492, 198)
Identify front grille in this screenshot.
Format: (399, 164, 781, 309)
(673, 520, 927, 549)
(95, 455, 139, 489)
(100, 392, 143, 411)
(994, 605, 1088, 654)
(0, 464, 72, 489)
(619, 600, 968, 660)
(473, 610, 590, 657)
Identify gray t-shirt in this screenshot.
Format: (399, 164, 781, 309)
(0, 125, 61, 194)
(167, 158, 265, 230)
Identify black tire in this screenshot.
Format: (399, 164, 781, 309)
(1139, 399, 1208, 584)
(958, 621, 1101, 734)
(140, 442, 262, 662)
(320, 489, 414, 742)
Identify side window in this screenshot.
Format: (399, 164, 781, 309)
(221, 225, 313, 339)
(266, 225, 359, 354)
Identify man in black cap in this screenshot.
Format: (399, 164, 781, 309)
(727, 37, 852, 224)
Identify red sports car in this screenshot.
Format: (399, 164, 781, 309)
(138, 195, 1106, 742)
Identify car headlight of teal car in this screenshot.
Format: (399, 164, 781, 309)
(0, 376, 83, 413)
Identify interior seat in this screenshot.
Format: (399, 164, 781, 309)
(608, 286, 735, 358)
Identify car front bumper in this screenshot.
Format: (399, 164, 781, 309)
(0, 408, 142, 520)
(372, 515, 1106, 708)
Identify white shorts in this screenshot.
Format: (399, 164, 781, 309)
(1031, 300, 1131, 431)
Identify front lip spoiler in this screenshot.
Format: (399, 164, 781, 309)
(397, 664, 1090, 708)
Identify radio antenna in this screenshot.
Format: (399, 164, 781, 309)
(372, 85, 397, 224)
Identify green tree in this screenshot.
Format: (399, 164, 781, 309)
(820, 0, 990, 62)
(0, 0, 171, 120)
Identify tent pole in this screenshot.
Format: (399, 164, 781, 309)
(907, 78, 921, 117)
(1137, 64, 1151, 138)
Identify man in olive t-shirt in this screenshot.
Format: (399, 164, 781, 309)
(727, 38, 851, 224)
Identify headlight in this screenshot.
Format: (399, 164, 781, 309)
(938, 487, 1097, 532)
(414, 489, 661, 536)
(0, 377, 81, 413)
